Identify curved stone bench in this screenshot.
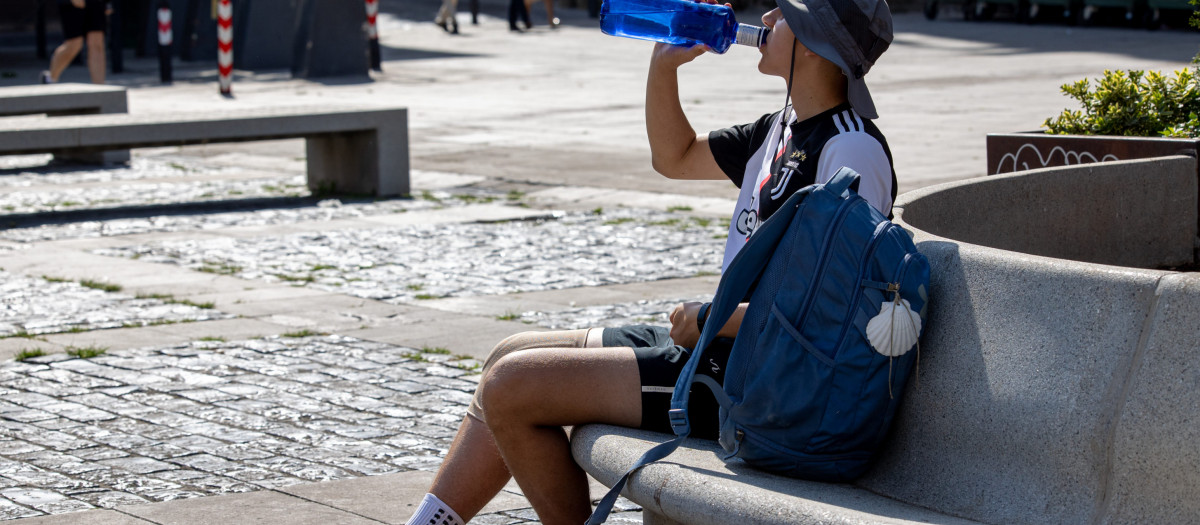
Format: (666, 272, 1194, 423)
(573, 154, 1200, 525)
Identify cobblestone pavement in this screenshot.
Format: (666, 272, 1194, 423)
(0, 335, 644, 522)
(0, 167, 507, 244)
(95, 207, 726, 304)
(0, 270, 231, 338)
(519, 297, 707, 330)
(0, 156, 306, 216)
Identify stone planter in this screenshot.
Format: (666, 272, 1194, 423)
(986, 132, 1200, 176)
(987, 132, 1200, 239)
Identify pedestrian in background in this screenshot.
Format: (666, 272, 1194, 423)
(41, 0, 109, 84)
(526, 0, 560, 28)
(435, 0, 480, 34)
(509, 0, 532, 31)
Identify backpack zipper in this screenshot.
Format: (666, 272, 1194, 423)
(793, 197, 861, 355)
(733, 424, 872, 464)
(834, 223, 901, 352)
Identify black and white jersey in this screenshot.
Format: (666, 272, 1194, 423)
(708, 104, 896, 271)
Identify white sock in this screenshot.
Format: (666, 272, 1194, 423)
(406, 493, 465, 525)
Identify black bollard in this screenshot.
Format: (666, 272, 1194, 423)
(109, 0, 124, 73)
(37, 0, 48, 59)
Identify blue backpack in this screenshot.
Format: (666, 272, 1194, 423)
(588, 167, 930, 524)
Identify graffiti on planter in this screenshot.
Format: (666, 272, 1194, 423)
(995, 143, 1119, 174)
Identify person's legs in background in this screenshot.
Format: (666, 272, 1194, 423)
(84, 30, 105, 84)
(435, 0, 460, 33)
(45, 37, 83, 83)
(509, 0, 531, 30)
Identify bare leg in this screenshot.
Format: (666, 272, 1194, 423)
(428, 416, 509, 521)
(85, 31, 105, 84)
(483, 346, 642, 525)
(48, 37, 84, 82)
(425, 330, 600, 521)
(544, 0, 557, 26)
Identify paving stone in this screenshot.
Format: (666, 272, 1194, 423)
(124, 443, 193, 461)
(0, 439, 44, 456)
(10, 451, 106, 476)
(97, 457, 179, 475)
(0, 497, 42, 520)
(28, 418, 85, 432)
(2, 467, 92, 491)
(70, 490, 149, 508)
(164, 454, 236, 474)
(62, 393, 156, 417)
(207, 444, 274, 462)
(71, 447, 130, 462)
(145, 470, 256, 494)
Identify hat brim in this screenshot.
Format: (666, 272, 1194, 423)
(776, 0, 880, 119)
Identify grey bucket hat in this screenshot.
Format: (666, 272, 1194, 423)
(776, 0, 893, 119)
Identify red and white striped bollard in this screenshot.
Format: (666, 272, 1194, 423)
(217, 0, 233, 96)
(157, 1, 173, 84)
(365, 0, 381, 72)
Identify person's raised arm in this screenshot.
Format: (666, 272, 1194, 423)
(645, 43, 727, 181)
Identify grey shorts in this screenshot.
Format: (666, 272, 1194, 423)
(603, 325, 732, 440)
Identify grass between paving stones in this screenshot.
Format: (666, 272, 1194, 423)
(120, 319, 197, 329)
(14, 348, 47, 361)
(495, 310, 521, 321)
(65, 345, 107, 359)
(197, 261, 242, 275)
(281, 329, 326, 338)
(454, 194, 498, 204)
(0, 330, 45, 341)
(135, 293, 215, 309)
(403, 346, 481, 373)
(197, 336, 227, 342)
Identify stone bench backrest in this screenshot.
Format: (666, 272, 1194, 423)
(858, 156, 1200, 525)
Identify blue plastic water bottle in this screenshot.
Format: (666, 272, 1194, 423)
(600, 0, 768, 54)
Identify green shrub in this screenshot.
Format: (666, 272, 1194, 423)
(1043, 68, 1200, 139)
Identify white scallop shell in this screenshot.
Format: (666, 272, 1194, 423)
(866, 298, 922, 357)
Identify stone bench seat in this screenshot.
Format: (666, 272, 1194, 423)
(0, 83, 132, 164)
(0, 83, 128, 118)
(571, 424, 982, 525)
(0, 105, 410, 197)
(572, 155, 1200, 525)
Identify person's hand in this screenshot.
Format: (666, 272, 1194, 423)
(650, 41, 709, 71)
(70, 0, 86, 9)
(668, 301, 705, 349)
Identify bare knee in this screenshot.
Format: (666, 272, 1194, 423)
(478, 353, 535, 430)
(59, 38, 83, 54)
(86, 32, 104, 49)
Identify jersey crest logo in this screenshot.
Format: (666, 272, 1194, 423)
(770, 168, 794, 201)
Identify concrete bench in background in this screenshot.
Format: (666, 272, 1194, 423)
(0, 83, 131, 164)
(0, 105, 411, 197)
(573, 155, 1200, 525)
